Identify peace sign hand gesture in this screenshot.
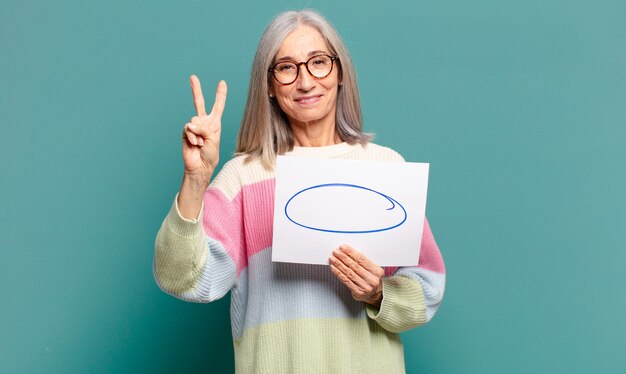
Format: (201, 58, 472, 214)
(182, 75, 227, 186)
(175, 75, 227, 220)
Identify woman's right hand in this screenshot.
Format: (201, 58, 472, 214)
(177, 76, 227, 220)
(182, 75, 228, 186)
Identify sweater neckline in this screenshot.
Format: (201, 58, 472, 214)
(284, 142, 362, 158)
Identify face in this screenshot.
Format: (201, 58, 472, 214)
(270, 25, 340, 129)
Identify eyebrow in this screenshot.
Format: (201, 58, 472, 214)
(275, 50, 329, 63)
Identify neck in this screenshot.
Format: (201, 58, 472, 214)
(290, 117, 340, 147)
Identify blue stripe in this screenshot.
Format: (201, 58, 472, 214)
(178, 237, 237, 303)
(238, 247, 367, 332)
(230, 268, 248, 340)
(394, 267, 446, 321)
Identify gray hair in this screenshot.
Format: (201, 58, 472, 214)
(236, 9, 372, 169)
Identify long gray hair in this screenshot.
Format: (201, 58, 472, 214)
(236, 9, 371, 169)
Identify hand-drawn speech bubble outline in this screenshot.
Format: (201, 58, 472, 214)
(284, 183, 407, 234)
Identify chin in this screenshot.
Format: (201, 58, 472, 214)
(292, 114, 330, 124)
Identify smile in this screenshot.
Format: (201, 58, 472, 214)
(294, 95, 322, 105)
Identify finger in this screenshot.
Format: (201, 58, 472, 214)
(182, 124, 193, 144)
(184, 124, 200, 145)
(339, 244, 385, 278)
(185, 129, 198, 146)
(330, 253, 371, 292)
(190, 115, 201, 125)
(330, 264, 363, 294)
(190, 75, 207, 116)
(332, 247, 380, 285)
(187, 123, 211, 139)
(210, 80, 227, 118)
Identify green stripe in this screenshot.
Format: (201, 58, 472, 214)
(366, 275, 427, 333)
(234, 318, 406, 374)
(154, 197, 207, 294)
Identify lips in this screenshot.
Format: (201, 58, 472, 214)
(294, 94, 322, 105)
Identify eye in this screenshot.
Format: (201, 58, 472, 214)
(276, 63, 296, 73)
(311, 57, 329, 66)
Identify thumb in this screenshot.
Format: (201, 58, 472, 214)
(188, 123, 215, 139)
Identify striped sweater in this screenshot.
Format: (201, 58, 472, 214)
(154, 142, 446, 373)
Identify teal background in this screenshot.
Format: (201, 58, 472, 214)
(1, 0, 625, 372)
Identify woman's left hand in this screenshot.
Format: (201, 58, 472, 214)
(329, 244, 385, 307)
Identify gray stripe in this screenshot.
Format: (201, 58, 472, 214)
(240, 248, 367, 332)
(395, 267, 446, 321)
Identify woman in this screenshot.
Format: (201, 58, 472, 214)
(154, 9, 445, 373)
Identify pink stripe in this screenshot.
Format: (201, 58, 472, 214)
(202, 179, 276, 275)
(241, 179, 276, 259)
(385, 217, 446, 276)
(202, 187, 247, 275)
(419, 218, 446, 273)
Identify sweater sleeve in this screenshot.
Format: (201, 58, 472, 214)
(153, 161, 245, 303)
(365, 217, 446, 333)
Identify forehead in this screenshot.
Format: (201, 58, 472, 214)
(275, 25, 329, 60)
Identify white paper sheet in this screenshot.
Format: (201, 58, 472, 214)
(271, 156, 429, 266)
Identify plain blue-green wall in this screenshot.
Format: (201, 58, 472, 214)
(1, 0, 625, 372)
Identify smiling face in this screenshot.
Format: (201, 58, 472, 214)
(270, 25, 340, 130)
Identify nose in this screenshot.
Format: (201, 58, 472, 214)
(295, 63, 315, 91)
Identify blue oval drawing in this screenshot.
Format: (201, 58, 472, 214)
(284, 183, 407, 233)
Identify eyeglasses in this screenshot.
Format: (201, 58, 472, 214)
(269, 54, 338, 85)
